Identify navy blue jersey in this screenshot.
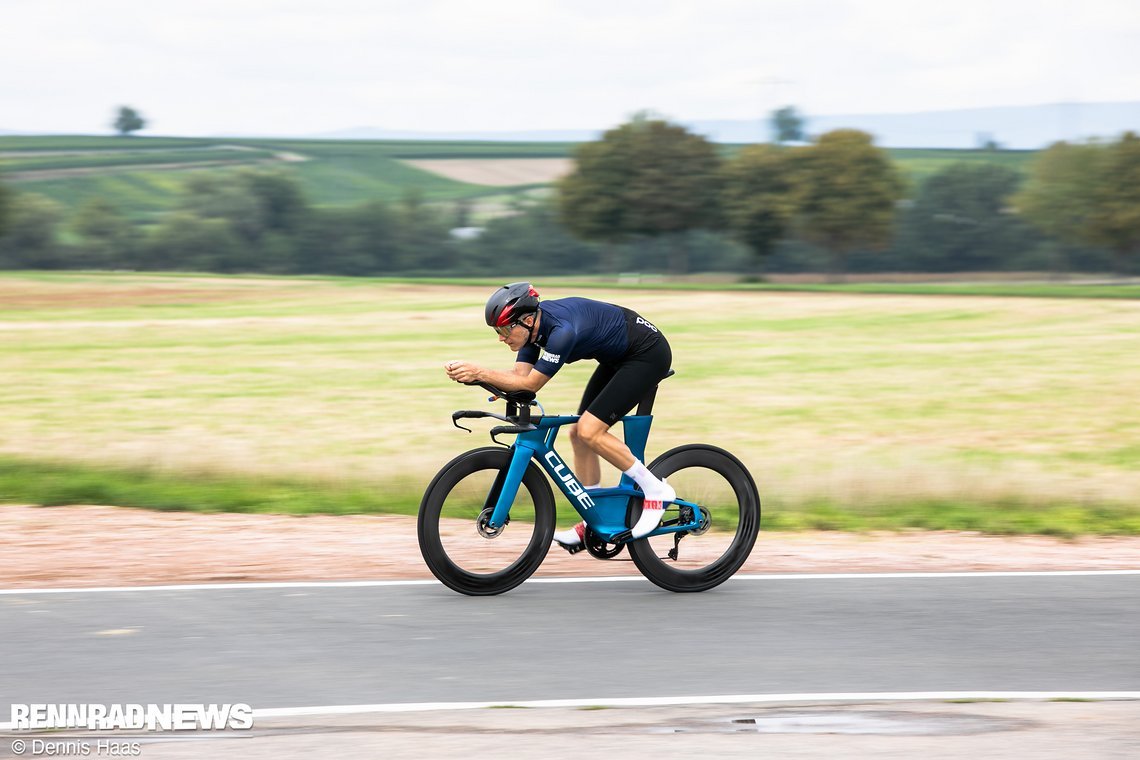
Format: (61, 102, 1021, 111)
(516, 298, 631, 377)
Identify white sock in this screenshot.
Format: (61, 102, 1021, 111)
(623, 461, 669, 498)
(623, 461, 675, 539)
(585, 482, 602, 491)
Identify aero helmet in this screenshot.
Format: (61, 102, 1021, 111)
(485, 282, 540, 328)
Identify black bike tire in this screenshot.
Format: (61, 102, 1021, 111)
(627, 444, 760, 593)
(418, 447, 556, 596)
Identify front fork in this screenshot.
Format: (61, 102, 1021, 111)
(486, 444, 536, 530)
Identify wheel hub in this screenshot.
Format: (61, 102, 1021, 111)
(476, 507, 506, 538)
(692, 506, 712, 535)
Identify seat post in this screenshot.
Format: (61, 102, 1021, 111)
(636, 385, 659, 416)
(635, 369, 674, 416)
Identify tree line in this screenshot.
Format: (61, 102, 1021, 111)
(559, 115, 1138, 276)
(1, 118, 1137, 277)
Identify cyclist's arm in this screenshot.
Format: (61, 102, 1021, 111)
(447, 328, 567, 391)
(474, 364, 551, 393)
(445, 359, 550, 392)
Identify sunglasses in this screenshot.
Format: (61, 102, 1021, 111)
(494, 319, 534, 338)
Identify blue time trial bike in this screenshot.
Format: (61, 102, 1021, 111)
(417, 372, 760, 596)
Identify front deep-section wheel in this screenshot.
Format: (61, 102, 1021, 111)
(628, 445, 760, 592)
(418, 447, 556, 595)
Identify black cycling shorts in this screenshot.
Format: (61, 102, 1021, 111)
(577, 309, 672, 425)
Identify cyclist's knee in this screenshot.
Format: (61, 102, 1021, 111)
(576, 415, 609, 445)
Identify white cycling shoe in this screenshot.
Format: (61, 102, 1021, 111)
(552, 522, 586, 547)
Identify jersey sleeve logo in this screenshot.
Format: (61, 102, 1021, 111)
(540, 350, 562, 365)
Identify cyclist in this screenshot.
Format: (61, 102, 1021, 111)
(444, 282, 674, 549)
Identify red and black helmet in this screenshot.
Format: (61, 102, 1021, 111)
(485, 282, 540, 328)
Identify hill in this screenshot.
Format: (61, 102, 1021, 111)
(0, 134, 1036, 220)
(0, 137, 576, 219)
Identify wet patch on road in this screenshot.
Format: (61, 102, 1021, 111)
(654, 707, 1035, 735)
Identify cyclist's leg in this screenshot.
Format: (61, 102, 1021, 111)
(554, 338, 671, 547)
(574, 310, 670, 483)
(553, 365, 617, 548)
(577, 341, 673, 539)
(569, 363, 617, 488)
(576, 335, 671, 463)
(574, 411, 635, 469)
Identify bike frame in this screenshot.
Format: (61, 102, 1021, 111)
(487, 412, 700, 542)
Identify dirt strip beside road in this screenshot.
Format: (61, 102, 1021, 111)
(3, 505, 1138, 589)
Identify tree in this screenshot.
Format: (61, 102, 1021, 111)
(899, 163, 1033, 271)
(1015, 141, 1102, 253)
(720, 144, 797, 273)
(1016, 134, 1140, 275)
(0, 175, 10, 239)
(793, 129, 904, 279)
(558, 114, 723, 274)
(770, 106, 805, 144)
(296, 201, 400, 275)
(145, 212, 245, 272)
(177, 169, 309, 245)
(465, 198, 602, 275)
(1088, 132, 1140, 275)
(393, 190, 456, 273)
(71, 198, 139, 268)
(112, 106, 146, 136)
(241, 170, 309, 234)
(0, 193, 66, 268)
(178, 173, 266, 244)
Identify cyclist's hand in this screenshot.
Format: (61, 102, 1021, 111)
(445, 361, 480, 384)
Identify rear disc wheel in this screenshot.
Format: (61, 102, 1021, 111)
(627, 445, 760, 592)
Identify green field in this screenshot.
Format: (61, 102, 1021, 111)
(1, 272, 1137, 535)
(0, 136, 574, 217)
(883, 147, 1035, 182)
(0, 134, 1038, 220)
(0, 147, 277, 173)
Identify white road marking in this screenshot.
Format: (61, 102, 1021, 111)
(251, 691, 1140, 717)
(3, 692, 1137, 731)
(1, 570, 1137, 595)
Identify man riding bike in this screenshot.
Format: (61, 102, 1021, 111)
(444, 282, 674, 548)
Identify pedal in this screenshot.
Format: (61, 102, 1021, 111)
(557, 542, 586, 555)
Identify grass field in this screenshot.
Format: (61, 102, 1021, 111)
(0, 147, 278, 173)
(1, 272, 1137, 535)
(0, 135, 1040, 219)
(882, 147, 1035, 183)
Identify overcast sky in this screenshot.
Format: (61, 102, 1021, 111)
(2, 0, 1137, 137)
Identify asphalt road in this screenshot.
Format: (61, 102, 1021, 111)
(2, 574, 1138, 713)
